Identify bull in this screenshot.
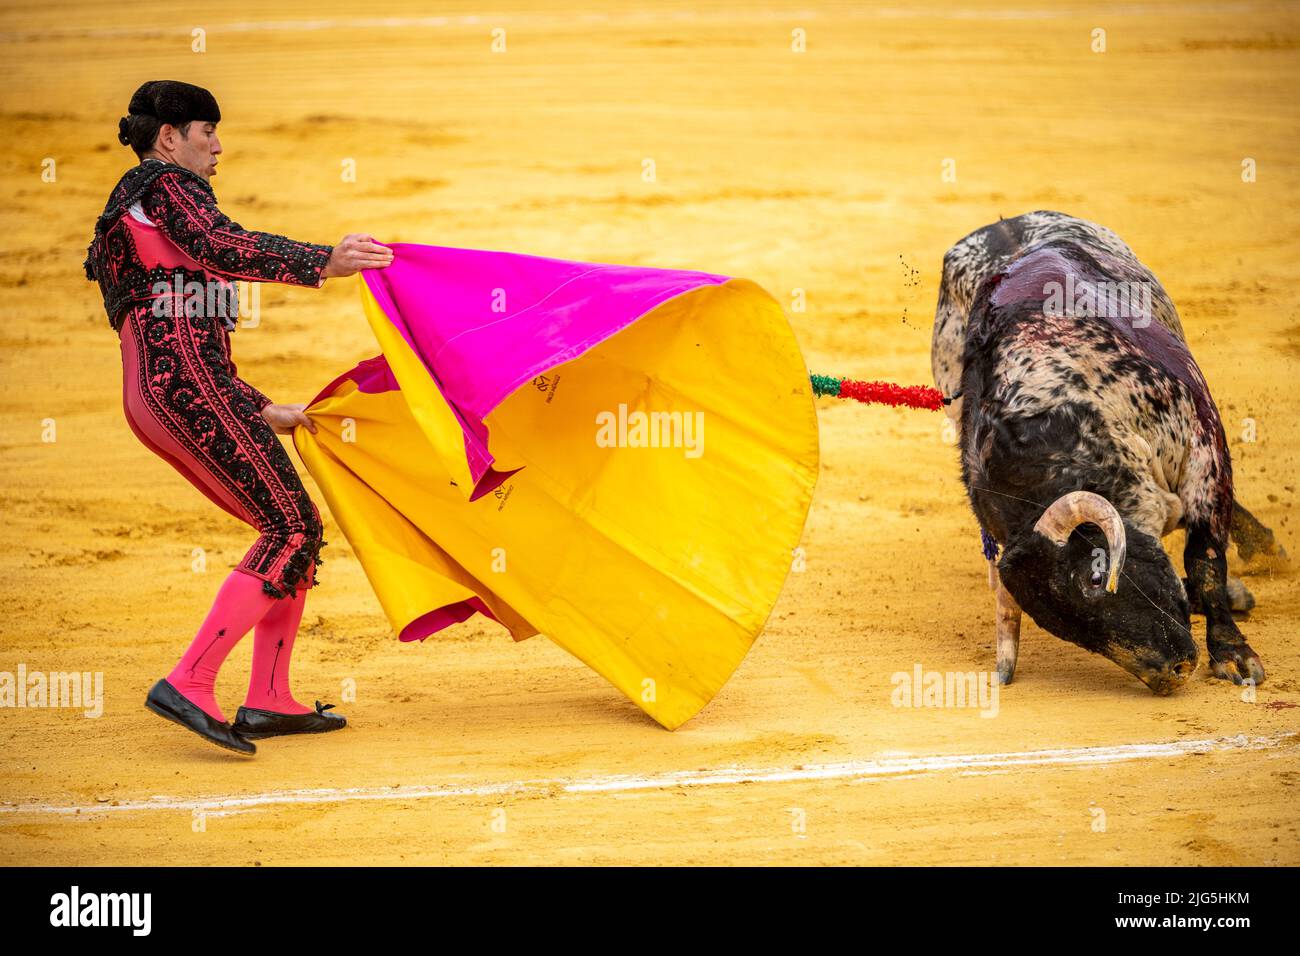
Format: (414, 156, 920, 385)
(931, 211, 1279, 693)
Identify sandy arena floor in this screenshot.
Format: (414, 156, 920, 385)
(0, 0, 1297, 865)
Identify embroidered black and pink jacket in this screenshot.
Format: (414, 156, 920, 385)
(84, 158, 333, 344)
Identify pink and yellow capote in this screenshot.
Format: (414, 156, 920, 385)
(293, 244, 819, 729)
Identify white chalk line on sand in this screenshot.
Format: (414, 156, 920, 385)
(0, 731, 1293, 820)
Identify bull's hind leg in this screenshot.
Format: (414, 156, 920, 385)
(989, 561, 1023, 684)
(1184, 499, 1287, 617)
(1184, 574, 1255, 615)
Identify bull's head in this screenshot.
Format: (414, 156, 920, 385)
(998, 491, 1198, 694)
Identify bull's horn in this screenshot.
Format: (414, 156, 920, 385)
(1032, 491, 1127, 593)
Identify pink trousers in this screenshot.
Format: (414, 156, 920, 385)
(118, 301, 324, 597)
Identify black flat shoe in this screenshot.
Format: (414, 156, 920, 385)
(145, 679, 256, 756)
(231, 701, 347, 740)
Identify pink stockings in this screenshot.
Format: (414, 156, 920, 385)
(166, 568, 315, 723)
(245, 584, 313, 716)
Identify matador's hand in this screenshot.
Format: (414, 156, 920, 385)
(322, 234, 393, 278)
(261, 403, 317, 435)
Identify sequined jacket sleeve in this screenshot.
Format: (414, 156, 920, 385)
(140, 169, 333, 286)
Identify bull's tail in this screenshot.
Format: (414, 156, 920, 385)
(1231, 498, 1288, 563)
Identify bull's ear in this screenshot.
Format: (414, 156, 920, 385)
(995, 533, 1032, 580)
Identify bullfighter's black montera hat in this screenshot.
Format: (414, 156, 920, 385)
(124, 80, 221, 129)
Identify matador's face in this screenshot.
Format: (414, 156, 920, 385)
(156, 120, 222, 181)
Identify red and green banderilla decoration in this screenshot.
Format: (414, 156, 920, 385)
(811, 372, 984, 555)
(809, 373, 949, 411)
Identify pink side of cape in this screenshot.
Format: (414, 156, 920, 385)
(314, 243, 730, 500)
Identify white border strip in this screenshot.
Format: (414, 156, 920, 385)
(0, 731, 1292, 819)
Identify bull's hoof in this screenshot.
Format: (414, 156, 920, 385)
(1208, 645, 1266, 686)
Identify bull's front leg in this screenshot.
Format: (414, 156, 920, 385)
(1185, 523, 1266, 685)
(989, 561, 1022, 684)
